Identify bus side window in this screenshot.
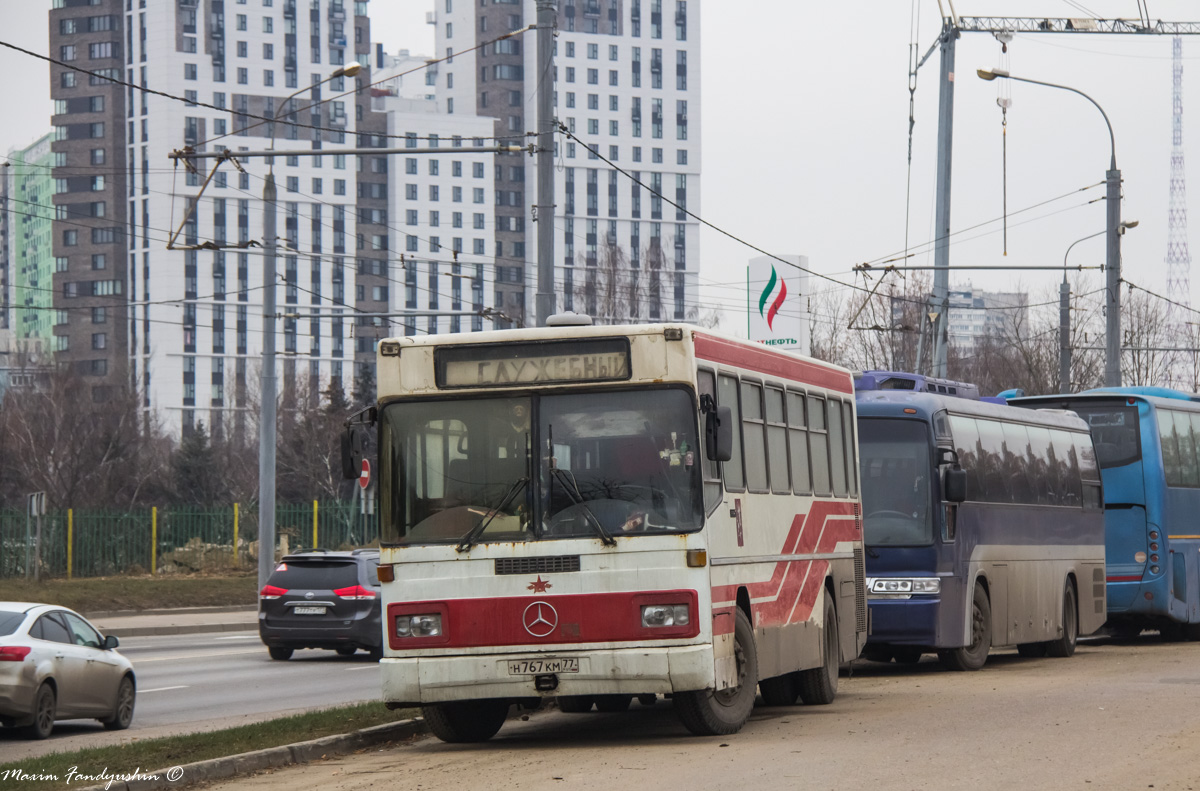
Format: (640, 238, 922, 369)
(1025, 426, 1055, 506)
(808, 395, 832, 496)
(718, 374, 745, 491)
(741, 381, 769, 493)
(697, 369, 723, 513)
(828, 399, 848, 497)
(765, 387, 790, 495)
(842, 402, 858, 497)
(1158, 410, 1182, 487)
(787, 391, 812, 495)
(948, 415, 981, 502)
(976, 418, 1009, 503)
(1173, 411, 1200, 487)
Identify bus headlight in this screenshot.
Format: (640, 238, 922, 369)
(641, 604, 690, 627)
(395, 614, 443, 638)
(869, 578, 941, 594)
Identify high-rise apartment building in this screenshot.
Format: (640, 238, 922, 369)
(429, 0, 700, 326)
(3, 134, 57, 347)
(947, 286, 1028, 355)
(48, 0, 389, 429)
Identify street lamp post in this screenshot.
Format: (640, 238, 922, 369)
(1060, 222, 1138, 393)
(258, 63, 361, 590)
(978, 68, 1124, 387)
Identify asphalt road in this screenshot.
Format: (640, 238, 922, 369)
(203, 635, 1200, 791)
(0, 630, 381, 763)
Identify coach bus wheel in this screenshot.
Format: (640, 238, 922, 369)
(758, 672, 799, 706)
(938, 585, 991, 672)
(1045, 580, 1079, 658)
(421, 700, 510, 743)
(595, 695, 633, 712)
(557, 695, 595, 713)
(798, 593, 840, 704)
(674, 608, 758, 735)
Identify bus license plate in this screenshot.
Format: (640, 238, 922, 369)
(508, 657, 579, 675)
(293, 606, 327, 615)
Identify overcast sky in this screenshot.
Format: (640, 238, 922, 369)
(5, 1, 1200, 333)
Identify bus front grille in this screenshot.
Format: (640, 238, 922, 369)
(495, 556, 582, 575)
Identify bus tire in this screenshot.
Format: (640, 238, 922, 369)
(938, 584, 991, 672)
(798, 593, 839, 705)
(595, 695, 633, 712)
(1045, 580, 1079, 658)
(674, 608, 758, 735)
(556, 696, 595, 713)
(758, 673, 799, 706)
(421, 700, 509, 743)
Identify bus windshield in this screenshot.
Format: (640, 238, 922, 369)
(858, 418, 934, 546)
(379, 387, 703, 545)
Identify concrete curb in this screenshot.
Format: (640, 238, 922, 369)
(85, 605, 258, 619)
(78, 718, 427, 791)
(102, 621, 258, 638)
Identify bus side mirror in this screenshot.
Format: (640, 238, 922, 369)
(706, 405, 733, 462)
(342, 426, 366, 480)
(943, 467, 967, 503)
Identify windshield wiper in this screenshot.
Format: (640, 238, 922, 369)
(551, 466, 616, 546)
(455, 477, 529, 553)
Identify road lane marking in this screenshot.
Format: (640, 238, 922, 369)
(134, 649, 262, 663)
(141, 685, 189, 693)
(345, 665, 381, 671)
(213, 635, 260, 641)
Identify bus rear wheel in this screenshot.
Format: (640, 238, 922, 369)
(1045, 580, 1079, 658)
(758, 672, 799, 706)
(422, 700, 510, 743)
(674, 608, 758, 735)
(798, 593, 839, 704)
(938, 585, 991, 672)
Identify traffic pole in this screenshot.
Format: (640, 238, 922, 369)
(151, 506, 157, 575)
(232, 502, 239, 568)
(313, 500, 319, 550)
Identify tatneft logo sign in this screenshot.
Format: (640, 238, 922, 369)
(758, 265, 787, 331)
(747, 255, 810, 355)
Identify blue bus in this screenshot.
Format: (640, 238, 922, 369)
(1012, 388, 1200, 639)
(856, 385, 1107, 669)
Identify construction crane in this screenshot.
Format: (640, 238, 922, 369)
(921, 5, 1200, 384)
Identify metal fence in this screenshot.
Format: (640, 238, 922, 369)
(0, 502, 380, 580)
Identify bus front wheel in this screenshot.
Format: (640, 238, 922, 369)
(1045, 580, 1079, 658)
(421, 700, 510, 743)
(938, 585, 991, 672)
(674, 608, 758, 735)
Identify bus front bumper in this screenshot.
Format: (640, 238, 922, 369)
(381, 644, 713, 705)
(866, 597, 946, 647)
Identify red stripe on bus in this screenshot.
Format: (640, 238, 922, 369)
(387, 589, 700, 650)
(711, 501, 860, 627)
(693, 333, 854, 394)
(1106, 575, 1143, 583)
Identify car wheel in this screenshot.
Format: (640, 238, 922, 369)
(24, 683, 55, 740)
(102, 676, 136, 731)
(367, 645, 384, 662)
(268, 647, 294, 661)
(336, 646, 357, 656)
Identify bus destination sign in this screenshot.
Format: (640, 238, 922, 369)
(436, 338, 632, 389)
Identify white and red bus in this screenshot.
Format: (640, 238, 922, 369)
(352, 320, 866, 741)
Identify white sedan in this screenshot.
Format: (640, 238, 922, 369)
(0, 602, 135, 739)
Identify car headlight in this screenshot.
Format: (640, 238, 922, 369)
(869, 578, 941, 594)
(395, 614, 443, 638)
(641, 604, 690, 627)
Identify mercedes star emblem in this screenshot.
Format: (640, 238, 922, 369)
(522, 601, 559, 638)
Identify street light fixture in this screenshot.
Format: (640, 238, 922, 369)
(258, 62, 363, 590)
(977, 67, 1124, 387)
(1059, 220, 1138, 393)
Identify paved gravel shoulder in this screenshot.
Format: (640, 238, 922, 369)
(196, 639, 1200, 791)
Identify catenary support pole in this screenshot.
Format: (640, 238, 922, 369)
(535, 0, 557, 327)
(932, 19, 957, 377)
(258, 173, 278, 590)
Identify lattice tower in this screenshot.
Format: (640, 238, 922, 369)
(1166, 36, 1192, 311)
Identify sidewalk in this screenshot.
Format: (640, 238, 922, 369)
(87, 605, 258, 638)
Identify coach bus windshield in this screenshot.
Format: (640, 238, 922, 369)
(378, 387, 703, 545)
(858, 418, 934, 546)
